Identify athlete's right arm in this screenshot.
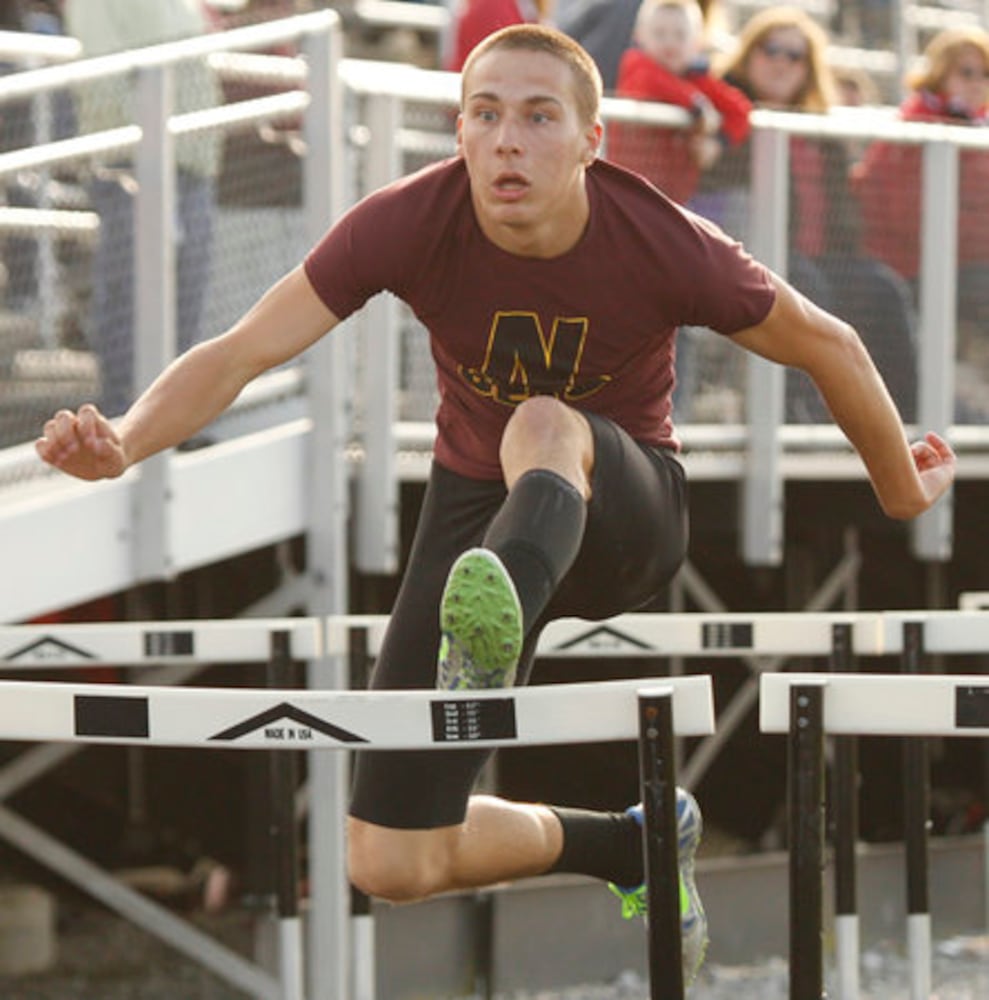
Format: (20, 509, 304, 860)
(36, 265, 340, 481)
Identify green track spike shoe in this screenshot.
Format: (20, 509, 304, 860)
(436, 547, 523, 690)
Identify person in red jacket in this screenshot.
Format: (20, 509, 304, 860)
(445, 0, 552, 72)
(608, 0, 751, 205)
(853, 27, 989, 284)
(852, 27, 989, 421)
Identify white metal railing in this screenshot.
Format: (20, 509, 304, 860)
(0, 28, 81, 66)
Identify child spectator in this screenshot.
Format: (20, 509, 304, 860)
(607, 0, 751, 205)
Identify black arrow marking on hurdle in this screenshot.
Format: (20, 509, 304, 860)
(209, 703, 369, 743)
(4, 635, 97, 664)
(549, 624, 655, 652)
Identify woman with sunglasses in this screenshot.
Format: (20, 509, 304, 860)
(683, 5, 918, 424)
(852, 27, 989, 421)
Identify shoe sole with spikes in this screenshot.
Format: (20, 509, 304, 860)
(436, 548, 523, 690)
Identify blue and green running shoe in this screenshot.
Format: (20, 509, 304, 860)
(608, 787, 708, 985)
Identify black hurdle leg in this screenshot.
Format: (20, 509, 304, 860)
(901, 621, 932, 1000)
(831, 623, 860, 1000)
(637, 689, 684, 1000)
(269, 630, 305, 1000)
(788, 683, 826, 1000)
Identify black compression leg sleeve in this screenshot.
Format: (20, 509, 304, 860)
(547, 806, 644, 886)
(482, 469, 587, 634)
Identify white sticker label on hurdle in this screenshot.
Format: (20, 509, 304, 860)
(759, 674, 989, 736)
(0, 676, 714, 748)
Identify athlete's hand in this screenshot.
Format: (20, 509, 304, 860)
(35, 404, 128, 481)
(909, 431, 956, 511)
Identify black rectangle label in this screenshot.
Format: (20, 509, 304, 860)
(702, 622, 754, 649)
(144, 631, 194, 657)
(430, 698, 517, 743)
(75, 695, 150, 738)
(956, 686, 989, 728)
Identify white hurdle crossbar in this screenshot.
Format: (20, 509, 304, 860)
(327, 610, 888, 660)
(760, 673, 989, 739)
(0, 617, 323, 668)
(0, 675, 714, 749)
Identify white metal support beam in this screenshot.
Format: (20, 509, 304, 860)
(300, 13, 352, 1000)
(742, 126, 789, 566)
(912, 139, 958, 561)
(133, 63, 176, 581)
(354, 92, 403, 575)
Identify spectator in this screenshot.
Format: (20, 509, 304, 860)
(445, 0, 552, 71)
(0, 0, 75, 313)
(830, 63, 884, 166)
(608, 0, 751, 206)
(851, 27, 989, 421)
(64, 0, 222, 417)
(694, 5, 918, 422)
(556, 0, 726, 91)
(833, 63, 881, 109)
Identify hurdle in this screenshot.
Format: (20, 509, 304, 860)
(761, 611, 989, 1000)
(0, 617, 715, 1000)
(0, 617, 322, 1000)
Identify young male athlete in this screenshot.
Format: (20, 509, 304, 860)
(36, 25, 955, 984)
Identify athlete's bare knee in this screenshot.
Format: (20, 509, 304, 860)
(504, 396, 571, 444)
(500, 398, 592, 494)
(347, 818, 451, 903)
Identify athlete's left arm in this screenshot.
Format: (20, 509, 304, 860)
(729, 272, 955, 520)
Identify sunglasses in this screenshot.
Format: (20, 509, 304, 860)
(758, 41, 808, 64)
(954, 65, 989, 82)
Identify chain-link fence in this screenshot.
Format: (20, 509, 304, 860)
(0, 22, 316, 471)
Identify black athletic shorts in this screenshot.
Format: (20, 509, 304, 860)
(348, 411, 688, 829)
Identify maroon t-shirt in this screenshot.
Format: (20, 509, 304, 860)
(304, 157, 776, 479)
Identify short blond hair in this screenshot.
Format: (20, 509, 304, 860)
(460, 23, 604, 126)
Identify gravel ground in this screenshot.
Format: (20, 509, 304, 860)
(506, 939, 989, 999)
(0, 898, 985, 1000)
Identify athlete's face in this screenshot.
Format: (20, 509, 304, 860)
(457, 47, 602, 257)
